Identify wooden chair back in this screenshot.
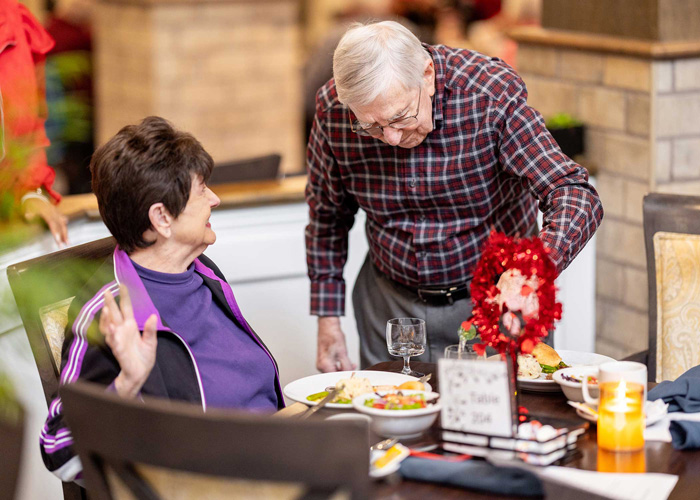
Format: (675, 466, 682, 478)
(208, 154, 282, 185)
(643, 193, 700, 382)
(6, 237, 116, 406)
(61, 381, 370, 500)
(7, 238, 115, 500)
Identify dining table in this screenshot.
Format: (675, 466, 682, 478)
(359, 360, 700, 499)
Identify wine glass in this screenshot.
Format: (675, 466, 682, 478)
(386, 318, 426, 377)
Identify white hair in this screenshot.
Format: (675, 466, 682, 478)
(333, 21, 430, 106)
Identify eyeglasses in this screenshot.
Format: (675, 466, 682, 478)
(349, 87, 422, 137)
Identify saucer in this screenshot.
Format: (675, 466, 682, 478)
(574, 400, 668, 427)
(369, 444, 410, 478)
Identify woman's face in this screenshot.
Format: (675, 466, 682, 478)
(169, 175, 220, 253)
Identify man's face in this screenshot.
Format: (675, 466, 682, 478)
(349, 62, 435, 149)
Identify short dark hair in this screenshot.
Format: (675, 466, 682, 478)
(90, 116, 214, 253)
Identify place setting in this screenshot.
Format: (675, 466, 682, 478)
(282, 316, 440, 477)
(278, 231, 685, 499)
(516, 344, 615, 393)
(556, 361, 669, 428)
(282, 233, 595, 481)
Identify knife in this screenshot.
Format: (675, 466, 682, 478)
(299, 386, 341, 420)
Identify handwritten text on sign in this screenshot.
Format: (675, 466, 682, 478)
(438, 358, 513, 437)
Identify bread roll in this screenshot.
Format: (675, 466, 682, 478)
(531, 343, 562, 367)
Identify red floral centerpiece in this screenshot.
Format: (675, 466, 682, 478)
(462, 232, 562, 387)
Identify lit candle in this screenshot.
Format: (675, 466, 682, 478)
(597, 379, 645, 452)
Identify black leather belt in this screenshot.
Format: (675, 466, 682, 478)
(396, 282, 471, 305)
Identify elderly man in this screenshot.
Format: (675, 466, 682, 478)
(306, 21, 603, 371)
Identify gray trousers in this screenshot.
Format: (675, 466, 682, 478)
(352, 256, 473, 368)
(351, 222, 548, 368)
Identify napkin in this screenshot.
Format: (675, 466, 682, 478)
(669, 420, 700, 450)
(648, 365, 700, 413)
(399, 456, 544, 497)
(648, 365, 700, 449)
(536, 467, 678, 500)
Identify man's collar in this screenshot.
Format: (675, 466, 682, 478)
(424, 44, 445, 126)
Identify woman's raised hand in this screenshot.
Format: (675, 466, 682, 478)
(99, 284, 158, 398)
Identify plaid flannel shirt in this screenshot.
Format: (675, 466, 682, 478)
(305, 44, 603, 317)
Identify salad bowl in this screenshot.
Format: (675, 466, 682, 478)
(553, 366, 599, 402)
(352, 390, 441, 438)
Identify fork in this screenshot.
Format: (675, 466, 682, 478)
(299, 386, 340, 420)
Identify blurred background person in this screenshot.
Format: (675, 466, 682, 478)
(44, 0, 94, 195)
(0, 0, 68, 246)
(450, 0, 541, 68)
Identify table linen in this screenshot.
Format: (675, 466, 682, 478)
(399, 455, 544, 496)
(648, 365, 700, 449)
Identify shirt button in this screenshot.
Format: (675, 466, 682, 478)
(409, 178, 416, 188)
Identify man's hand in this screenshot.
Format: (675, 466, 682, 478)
(317, 316, 356, 372)
(23, 197, 69, 246)
(99, 284, 158, 398)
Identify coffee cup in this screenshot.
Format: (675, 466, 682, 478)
(582, 361, 648, 407)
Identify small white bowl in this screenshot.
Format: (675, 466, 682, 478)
(352, 391, 441, 439)
(552, 366, 599, 403)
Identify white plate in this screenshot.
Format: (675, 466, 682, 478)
(283, 370, 431, 409)
(520, 350, 616, 392)
(490, 350, 616, 393)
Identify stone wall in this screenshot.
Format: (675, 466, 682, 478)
(542, 0, 700, 42)
(654, 58, 700, 195)
(515, 31, 700, 360)
(94, 0, 304, 174)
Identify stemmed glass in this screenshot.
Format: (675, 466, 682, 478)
(386, 318, 426, 377)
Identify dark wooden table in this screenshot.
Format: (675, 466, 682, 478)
(366, 361, 700, 499)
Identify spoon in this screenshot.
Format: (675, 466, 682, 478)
(567, 401, 598, 417)
(370, 438, 399, 451)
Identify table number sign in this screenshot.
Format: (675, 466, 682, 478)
(438, 358, 515, 437)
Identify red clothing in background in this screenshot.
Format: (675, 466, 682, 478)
(0, 0, 60, 202)
(471, 0, 502, 21)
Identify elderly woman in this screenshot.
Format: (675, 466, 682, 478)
(40, 117, 283, 482)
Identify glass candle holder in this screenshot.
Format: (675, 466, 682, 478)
(597, 379, 645, 452)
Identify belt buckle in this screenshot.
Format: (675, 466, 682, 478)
(418, 286, 458, 305)
(445, 286, 457, 305)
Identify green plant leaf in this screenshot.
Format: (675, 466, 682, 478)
(545, 112, 583, 129)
